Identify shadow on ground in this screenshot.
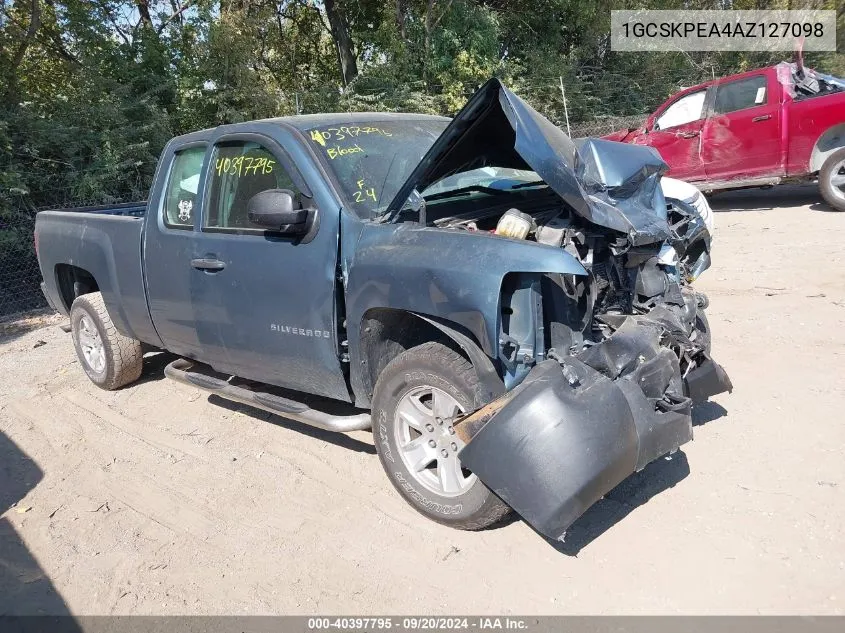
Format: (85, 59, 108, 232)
(709, 184, 829, 213)
(0, 310, 63, 347)
(692, 401, 728, 426)
(0, 431, 77, 619)
(544, 450, 691, 556)
(133, 351, 178, 387)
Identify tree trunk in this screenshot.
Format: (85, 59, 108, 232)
(424, 0, 434, 84)
(4, 0, 41, 102)
(396, 0, 407, 42)
(423, 0, 451, 85)
(324, 0, 358, 87)
(135, 0, 153, 28)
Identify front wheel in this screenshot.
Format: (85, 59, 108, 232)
(820, 147, 845, 212)
(372, 342, 511, 530)
(70, 292, 143, 390)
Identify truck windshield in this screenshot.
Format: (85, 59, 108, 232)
(305, 120, 448, 219)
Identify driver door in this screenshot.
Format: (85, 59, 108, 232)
(189, 133, 349, 402)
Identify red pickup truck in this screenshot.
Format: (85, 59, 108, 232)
(605, 62, 845, 211)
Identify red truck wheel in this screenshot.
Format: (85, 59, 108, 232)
(820, 148, 845, 212)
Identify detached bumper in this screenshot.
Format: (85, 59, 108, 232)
(458, 320, 731, 541)
(685, 356, 733, 402)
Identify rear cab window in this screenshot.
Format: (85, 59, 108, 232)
(713, 75, 768, 114)
(162, 146, 206, 229)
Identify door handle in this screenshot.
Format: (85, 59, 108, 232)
(678, 130, 700, 139)
(191, 257, 226, 272)
(752, 114, 772, 122)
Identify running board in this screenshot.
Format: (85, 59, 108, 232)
(164, 358, 371, 433)
(701, 176, 782, 192)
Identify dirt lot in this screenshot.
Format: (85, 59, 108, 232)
(1, 185, 843, 615)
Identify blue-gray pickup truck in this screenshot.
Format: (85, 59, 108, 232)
(35, 79, 732, 540)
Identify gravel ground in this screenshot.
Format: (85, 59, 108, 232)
(1, 185, 843, 615)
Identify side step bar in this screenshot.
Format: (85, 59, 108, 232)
(701, 176, 782, 192)
(164, 358, 371, 433)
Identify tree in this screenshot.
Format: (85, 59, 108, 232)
(324, 0, 358, 86)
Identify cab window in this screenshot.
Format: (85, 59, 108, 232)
(655, 90, 706, 130)
(163, 146, 205, 228)
(205, 141, 301, 230)
(713, 75, 768, 115)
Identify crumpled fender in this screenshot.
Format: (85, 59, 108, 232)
(457, 317, 730, 541)
(458, 357, 692, 541)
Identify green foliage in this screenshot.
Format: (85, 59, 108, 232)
(0, 0, 843, 215)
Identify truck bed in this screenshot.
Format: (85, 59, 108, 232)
(35, 202, 162, 347)
(46, 201, 147, 217)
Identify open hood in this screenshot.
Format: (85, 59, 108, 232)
(386, 78, 671, 245)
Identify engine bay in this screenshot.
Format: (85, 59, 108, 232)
(424, 188, 716, 402)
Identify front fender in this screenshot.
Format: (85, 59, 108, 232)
(345, 222, 586, 403)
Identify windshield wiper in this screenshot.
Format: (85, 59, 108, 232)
(508, 180, 548, 190)
(424, 185, 509, 202)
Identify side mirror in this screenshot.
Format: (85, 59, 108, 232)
(247, 189, 311, 234)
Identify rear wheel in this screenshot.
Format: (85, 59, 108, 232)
(820, 148, 845, 212)
(70, 292, 143, 390)
(372, 342, 510, 530)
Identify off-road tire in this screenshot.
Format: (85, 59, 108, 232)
(819, 147, 845, 212)
(70, 292, 143, 390)
(372, 341, 511, 530)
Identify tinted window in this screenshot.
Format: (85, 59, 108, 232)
(205, 142, 301, 230)
(714, 76, 767, 114)
(163, 146, 205, 228)
(655, 91, 706, 130)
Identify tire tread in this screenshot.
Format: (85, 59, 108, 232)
(373, 341, 511, 531)
(71, 292, 143, 390)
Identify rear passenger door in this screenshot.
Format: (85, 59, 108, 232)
(189, 133, 350, 402)
(143, 141, 209, 359)
(701, 74, 783, 182)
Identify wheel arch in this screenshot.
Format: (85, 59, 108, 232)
(810, 123, 845, 173)
(54, 263, 99, 312)
(354, 308, 504, 409)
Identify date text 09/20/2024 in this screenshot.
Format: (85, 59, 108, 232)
(307, 617, 529, 630)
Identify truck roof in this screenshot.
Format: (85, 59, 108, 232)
(676, 64, 781, 95)
(173, 112, 451, 144)
(273, 112, 451, 129)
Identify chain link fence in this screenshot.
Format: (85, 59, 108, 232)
(1, 190, 138, 319)
(0, 207, 45, 318)
(1, 191, 54, 318)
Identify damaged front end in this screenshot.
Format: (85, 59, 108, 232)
(386, 78, 732, 539)
(457, 305, 731, 541)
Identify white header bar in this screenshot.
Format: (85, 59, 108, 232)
(611, 10, 837, 52)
